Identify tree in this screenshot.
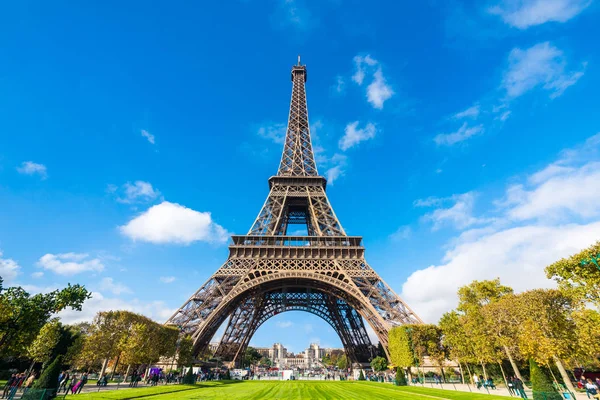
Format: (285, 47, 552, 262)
(182, 365, 195, 384)
(388, 326, 415, 369)
(439, 311, 475, 383)
(546, 241, 600, 307)
(571, 309, 600, 368)
(243, 347, 262, 368)
(177, 336, 194, 368)
(411, 324, 447, 381)
(336, 354, 348, 370)
(0, 282, 90, 357)
(496, 289, 577, 393)
(371, 356, 388, 372)
(456, 279, 517, 381)
(30, 355, 63, 399)
(28, 320, 62, 366)
(530, 359, 561, 400)
(358, 369, 365, 380)
(395, 366, 407, 386)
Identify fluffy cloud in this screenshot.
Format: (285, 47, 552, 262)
(416, 192, 485, 231)
(352, 55, 394, 109)
(120, 201, 229, 245)
(99, 277, 132, 295)
(434, 123, 484, 146)
(323, 153, 347, 185)
(141, 129, 155, 144)
(402, 133, 600, 322)
(489, 0, 591, 29)
(160, 276, 176, 284)
(31, 272, 44, 279)
(57, 291, 176, 324)
(38, 253, 104, 276)
(333, 76, 345, 94)
(339, 121, 377, 151)
(0, 251, 21, 284)
(113, 181, 161, 204)
(503, 42, 585, 99)
(16, 161, 47, 179)
(258, 122, 287, 144)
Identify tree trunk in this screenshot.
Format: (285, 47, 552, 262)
(110, 353, 120, 380)
(553, 356, 576, 394)
(481, 362, 488, 381)
(503, 345, 525, 382)
(498, 361, 509, 391)
(124, 364, 131, 383)
(458, 362, 465, 384)
(100, 358, 109, 378)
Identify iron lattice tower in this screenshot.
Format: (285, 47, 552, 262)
(167, 58, 421, 365)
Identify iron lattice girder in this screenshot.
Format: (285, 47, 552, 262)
(215, 287, 374, 364)
(167, 60, 422, 363)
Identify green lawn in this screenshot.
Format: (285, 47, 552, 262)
(75, 381, 510, 400)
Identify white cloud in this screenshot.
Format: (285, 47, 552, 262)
(57, 291, 176, 324)
(339, 121, 377, 151)
(31, 272, 44, 279)
(160, 276, 176, 284)
(16, 161, 47, 179)
(390, 226, 412, 241)
(503, 42, 584, 99)
(120, 201, 229, 245)
(333, 75, 345, 94)
(258, 122, 287, 144)
(352, 55, 394, 109)
(0, 251, 21, 284)
(367, 68, 394, 109)
(454, 104, 480, 119)
(141, 129, 155, 144)
(434, 122, 483, 146)
(322, 153, 347, 185)
(38, 253, 104, 276)
(115, 181, 161, 204)
(99, 277, 132, 295)
(276, 320, 293, 328)
(489, 0, 591, 29)
(403, 133, 600, 322)
(418, 192, 485, 231)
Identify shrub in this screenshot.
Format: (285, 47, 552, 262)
(182, 366, 195, 385)
(395, 367, 407, 386)
(358, 370, 365, 381)
(530, 359, 561, 400)
(28, 355, 62, 399)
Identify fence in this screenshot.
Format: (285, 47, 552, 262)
(5, 388, 50, 400)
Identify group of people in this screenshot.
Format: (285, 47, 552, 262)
(506, 376, 527, 398)
(472, 374, 497, 390)
(1, 372, 36, 399)
(579, 376, 600, 399)
(57, 371, 88, 394)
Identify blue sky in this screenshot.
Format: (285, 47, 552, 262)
(1, 0, 600, 353)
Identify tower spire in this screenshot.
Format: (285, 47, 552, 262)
(277, 59, 318, 176)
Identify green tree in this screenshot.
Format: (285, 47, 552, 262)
(0, 282, 90, 357)
(30, 355, 63, 399)
(28, 320, 62, 366)
(182, 365, 195, 384)
(395, 366, 407, 386)
(388, 326, 415, 369)
(510, 289, 578, 393)
(336, 354, 348, 370)
(546, 241, 600, 307)
(177, 336, 194, 368)
(571, 309, 600, 368)
(371, 356, 388, 372)
(358, 369, 365, 380)
(530, 359, 561, 400)
(243, 346, 262, 368)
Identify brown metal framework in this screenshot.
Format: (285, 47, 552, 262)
(167, 58, 421, 365)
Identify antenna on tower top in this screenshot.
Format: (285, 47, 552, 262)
(298, 55, 301, 65)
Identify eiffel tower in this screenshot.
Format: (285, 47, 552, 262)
(167, 57, 421, 365)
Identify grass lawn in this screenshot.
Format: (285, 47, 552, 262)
(75, 381, 510, 400)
